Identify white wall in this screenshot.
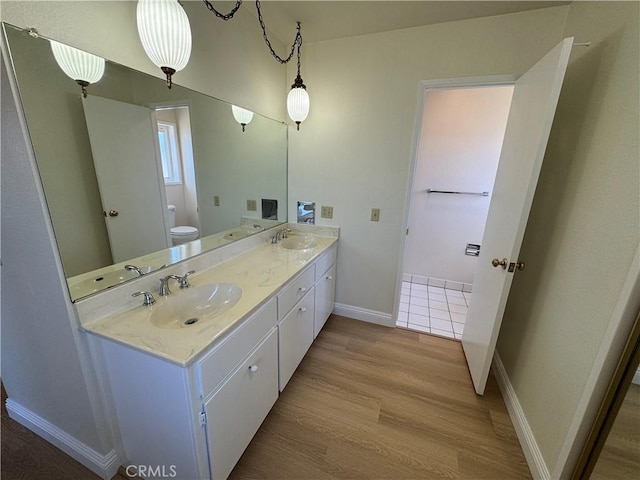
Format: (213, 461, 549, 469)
(1, 59, 115, 473)
(403, 86, 513, 284)
(288, 6, 568, 317)
(496, 1, 640, 475)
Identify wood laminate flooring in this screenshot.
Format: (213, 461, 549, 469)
(231, 315, 531, 480)
(2, 315, 531, 479)
(591, 383, 640, 479)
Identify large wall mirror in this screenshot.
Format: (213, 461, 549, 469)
(2, 23, 287, 302)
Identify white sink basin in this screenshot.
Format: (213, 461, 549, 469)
(150, 284, 242, 329)
(280, 234, 318, 250)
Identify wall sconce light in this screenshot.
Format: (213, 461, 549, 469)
(137, 0, 192, 89)
(50, 40, 105, 98)
(232, 105, 254, 132)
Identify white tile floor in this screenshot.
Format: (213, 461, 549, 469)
(396, 281, 471, 340)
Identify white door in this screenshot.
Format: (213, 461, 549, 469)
(462, 38, 573, 394)
(82, 95, 171, 263)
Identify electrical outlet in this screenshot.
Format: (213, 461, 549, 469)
(247, 199, 257, 211)
(214, 195, 220, 206)
(371, 208, 380, 222)
(321, 205, 333, 219)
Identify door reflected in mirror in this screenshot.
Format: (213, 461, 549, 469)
(2, 23, 287, 301)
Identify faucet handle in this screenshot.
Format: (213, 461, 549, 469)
(132, 291, 156, 306)
(178, 270, 196, 289)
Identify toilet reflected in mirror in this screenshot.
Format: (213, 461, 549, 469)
(167, 204, 200, 245)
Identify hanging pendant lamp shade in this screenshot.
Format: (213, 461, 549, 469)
(232, 105, 254, 132)
(50, 41, 105, 97)
(287, 75, 309, 131)
(137, 0, 192, 89)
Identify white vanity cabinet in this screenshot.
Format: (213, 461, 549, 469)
(89, 238, 338, 479)
(277, 267, 316, 391)
(198, 299, 279, 479)
(313, 245, 337, 338)
(93, 298, 278, 480)
(203, 329, 278, 479)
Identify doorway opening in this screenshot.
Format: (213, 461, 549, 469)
(397, 83, 514, 339)
(153, 105, 201, 244)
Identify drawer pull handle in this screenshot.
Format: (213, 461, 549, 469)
(298, 287, 307, 293)
(299, 307, 307, 312)
(248, 365, 258, 373)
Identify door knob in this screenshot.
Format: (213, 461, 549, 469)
(108, 209, 119, 217)
(516, 261, 525, 271)
(492, 258, 508, 269)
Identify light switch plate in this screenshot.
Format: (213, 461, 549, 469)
(247, 199, 257, 211)
(371, 208, 380, 222)
(321, 205, 333, 219)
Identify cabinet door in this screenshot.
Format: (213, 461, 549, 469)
(278, 289, 315, 392)
(204, 329, 278, 480)
(314, 264, 336, 338)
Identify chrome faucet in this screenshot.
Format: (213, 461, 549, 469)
(132, 291, 156, 306)
(272, 228, 292, 243)
(282, 227, 292, 238)
(159, 270, 196, 296)
(125, 264, 145, 276)
(253, 224, 264, 230)
(159, 275, 181, 297)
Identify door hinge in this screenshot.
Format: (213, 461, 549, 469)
(199, 411, 207, 426)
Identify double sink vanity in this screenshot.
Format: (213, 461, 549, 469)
(77, 225, 338, 479)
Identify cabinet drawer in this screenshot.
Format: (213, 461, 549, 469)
(277, 267, 315, 321)
(198, 298, 277, 397)
(278, 289, 315, 391)
(205, 329, 278, 480)
(314, 244, 337, 282)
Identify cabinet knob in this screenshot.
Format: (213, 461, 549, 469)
(327, 276, 333, 280)
(248, 365, 258, 373)
(298, 287, 307, 293)
(299, 307, 307, 312)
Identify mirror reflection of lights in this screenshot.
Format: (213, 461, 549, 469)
(232, 105, 254, 132)
(50, 40, 105, 98)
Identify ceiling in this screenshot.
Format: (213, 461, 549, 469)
(205, 1, 571, 44)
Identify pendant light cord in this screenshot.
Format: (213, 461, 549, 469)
(255, 0, 302, 65)
(202, 0, 243, 20)
(202, 0, 302, 65)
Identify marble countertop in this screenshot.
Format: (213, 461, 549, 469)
(82, 234, 337, 367)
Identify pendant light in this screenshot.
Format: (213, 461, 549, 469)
(136, 0, 192, 89)
(287, 28, 309, 131)
(50, 40, 105, 98)
(203, 2, 311, 130)
(232, 105, 254, 132)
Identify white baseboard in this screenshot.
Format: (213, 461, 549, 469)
(333, 303, 394, 327)
(633, 366, 640, 386)
(6, 398, 120, 479)
(492, 353, 550, 480)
